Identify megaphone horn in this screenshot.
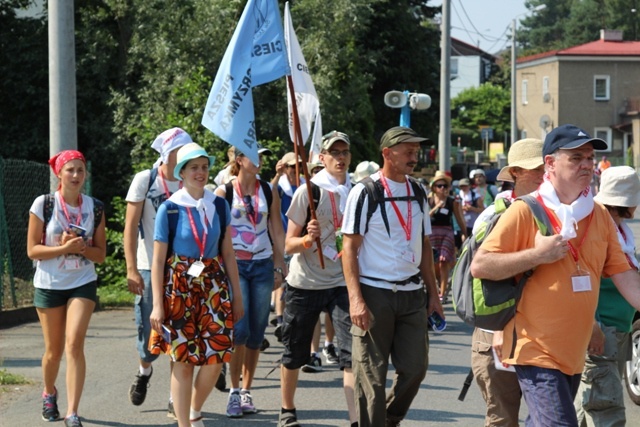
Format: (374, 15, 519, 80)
(384, 91, 407, 108)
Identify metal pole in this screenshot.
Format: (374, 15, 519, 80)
(49, 0, 78, 191)
(510, 18, 517, 148)
(438, 0, 451, 172)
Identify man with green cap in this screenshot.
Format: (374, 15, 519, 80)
(342, 126, 442, 427)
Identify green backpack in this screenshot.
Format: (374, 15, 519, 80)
(451, 195, 552, 330)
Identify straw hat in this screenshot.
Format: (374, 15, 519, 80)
(429, 171, 452, 187)
(496, 138, 544, 182)
(352, 161, 380, 183)
(594, 166, 640, 207)
(173, 143, 216, 181)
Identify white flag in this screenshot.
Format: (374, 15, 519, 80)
(284, 1, 322, 156)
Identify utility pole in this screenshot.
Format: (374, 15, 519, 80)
(438, 0, 451, 172)
(49, 0, 78, 190)
(510, 18, 517, 148)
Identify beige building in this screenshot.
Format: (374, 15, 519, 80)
(515, 30, 640, 166)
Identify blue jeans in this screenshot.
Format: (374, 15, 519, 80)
(234, 258, 274, 349)
(516, 365, 581, 427)
(134, 270, 159, 364)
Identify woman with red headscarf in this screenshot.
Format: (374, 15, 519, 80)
(26, 150, 106, 427)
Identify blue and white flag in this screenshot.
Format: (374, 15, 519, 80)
(202, 0, 289, 165)
(284, 2, 323, 163)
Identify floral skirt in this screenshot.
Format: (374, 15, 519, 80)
(429, 225, 456, 263)
(149, 254, 234, 365)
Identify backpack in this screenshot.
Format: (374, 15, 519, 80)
(358, 176, 426, 236)
(451, 195, 553, 331)
(42, 194, 104, 244)
(138, 167, 160, 239)
(164, 196, 228, 256)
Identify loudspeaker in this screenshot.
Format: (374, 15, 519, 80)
(384, 91, 407, 108)
(409, 93, 431, 110)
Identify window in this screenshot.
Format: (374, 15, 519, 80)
(451, 58, 458, 78)
(521, 129, 527, 139)
(521, 80, 528, 105)
(594, 75, 610, 101)
(542, 76, 550, 102)
(594, 127, 612, 152)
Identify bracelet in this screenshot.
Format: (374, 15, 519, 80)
(274, 267, 284, 276)
(302, 235, 313, 248)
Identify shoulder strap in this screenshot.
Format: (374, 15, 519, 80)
(224, 182, 234, 208)
(259, 179, 273, 212)
(148, 167, 159, 194)
(165, 201, 180, 256)
(139, 168, 159, 240)
(301, 183, 322, 236)
(214, 196, 228, 253)
(92, 197, 104, 236)
(407, 177, 425, 214)
(42, 194, 55, 244)
(361, 177, 387, 235)
(517, 194, 553, 237)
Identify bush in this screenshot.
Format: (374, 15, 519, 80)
(96, 196, 126, 291)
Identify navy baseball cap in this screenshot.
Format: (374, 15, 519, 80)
(542, 124, 607, 157)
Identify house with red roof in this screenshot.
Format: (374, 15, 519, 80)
(515, 30, 640, 165)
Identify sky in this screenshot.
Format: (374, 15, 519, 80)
(433, 0, 529, 54)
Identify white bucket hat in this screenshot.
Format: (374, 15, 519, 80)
(496, 138, 544, 182)
(352, 161, 380, 183)
(594, 166, 640, 207)
(173, 143, 216, 181)
(469, 168, 485, 179)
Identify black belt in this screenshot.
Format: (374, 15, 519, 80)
(361, 273, 421, 286)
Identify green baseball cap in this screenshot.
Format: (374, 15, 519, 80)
(379, 126, 430, 150)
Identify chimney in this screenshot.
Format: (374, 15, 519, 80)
(600, 29, 624, 41)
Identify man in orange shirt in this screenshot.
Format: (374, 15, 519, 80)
(471, 124, 640, 427)
(597, 155, 611, 172)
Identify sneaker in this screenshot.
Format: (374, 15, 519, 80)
(260, 338, 270, 352)
(279, 410, 301, 427)
(215, 363, 227, 392)
(274, 324, 283, 342)
(64, 414, 83, 427)
(167, 401, 176, 419)
(42, 388, 60, 421)
(129, 367, 153, 406)
(240, 391, 257, 414)
(226, 392, 243, 418)
(301, 354, 323, 373)
(322, 344, 339, 365)
(190, 416, 205, 427)
(270, 317, 278, 327)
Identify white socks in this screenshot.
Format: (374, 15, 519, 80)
(139, 365, 152, 376)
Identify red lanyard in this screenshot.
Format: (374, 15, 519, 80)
(234, 180, 260, 227)
(379, 173, 412, 241)
(536, 194, 592, 263)
(186, 207, 207, 260)
(58, 193, 82, 226)
(158, 169, 181, 199)
(328, 192, 342, 230)
(618, 225, 638, 270)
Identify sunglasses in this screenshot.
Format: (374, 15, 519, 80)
(242, 195, 255, 216)
(435, 184, 449, 189)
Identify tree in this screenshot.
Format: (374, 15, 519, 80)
(451, 83, 511, 141)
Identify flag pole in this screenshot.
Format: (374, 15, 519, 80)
(286, 74, 325, 269)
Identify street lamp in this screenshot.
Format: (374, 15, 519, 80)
(511, 4, 546, 147)
(384, 90, 432, 127)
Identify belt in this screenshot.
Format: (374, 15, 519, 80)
(361, 273, 421, 286)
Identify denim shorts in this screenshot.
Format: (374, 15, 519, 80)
(281, 284, 352, 370)
(134, 270, 159, 364)
(34, 281, 97, 308)
(233, 258, 274, 349)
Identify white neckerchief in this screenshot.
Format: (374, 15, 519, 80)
(168, 188, 216, 234)
(537, 176, 594, 240)
(278, 174, 294, 197)
(495, 189, 515, 203)
(311, 168, 352, 212)
(617, 221, 639, 270)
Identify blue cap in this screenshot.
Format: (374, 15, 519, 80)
(542, 124, 607, 157)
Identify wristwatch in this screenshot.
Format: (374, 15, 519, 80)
(274, 267, 284, 276)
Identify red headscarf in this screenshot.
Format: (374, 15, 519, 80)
(48, 150, 86, 175)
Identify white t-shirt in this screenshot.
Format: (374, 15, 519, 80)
(226, 182, 273, 260)
(30, 193, 98, 290)
(125, 169, 180, 270)
(286, 183, 347, 290)
(341, 172, 432, 291)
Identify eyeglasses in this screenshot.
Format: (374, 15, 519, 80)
(242, 195, 255, 216)
(327, 149, 351, 158)
(435, 184, 449, 189)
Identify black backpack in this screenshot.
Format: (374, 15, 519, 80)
(42, 194, 104, 244)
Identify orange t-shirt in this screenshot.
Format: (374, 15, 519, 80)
(598, 160, 611, 171)
(480, 200, 630, 375)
